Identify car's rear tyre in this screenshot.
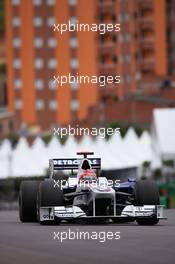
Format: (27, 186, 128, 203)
(37, 179, 64, 224)
(19, 180, 40, 222)
(135, 180, 160, 225)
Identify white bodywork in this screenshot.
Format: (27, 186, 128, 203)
(39, 205, 164, 222)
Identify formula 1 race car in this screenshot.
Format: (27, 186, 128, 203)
(19, 152, 165, 225)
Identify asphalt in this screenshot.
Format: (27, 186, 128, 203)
(0, 210, 174, 264)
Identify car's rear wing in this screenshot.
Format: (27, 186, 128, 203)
(49, 158, 101, 176)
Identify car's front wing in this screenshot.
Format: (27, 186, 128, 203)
(39, 205, 165, 222)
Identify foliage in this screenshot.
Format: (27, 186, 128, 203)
(0, 0, 5, 34)
(162, 160, 174, 168)
(142, 161, 151, 168)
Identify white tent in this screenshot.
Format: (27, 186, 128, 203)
(139, 131, 152, 162)
(46, 136, 63, 159)
(78, 135, 95, 151)
(107, 133, 129, 169)
(93, 136, 121, 170)
(30, 137, 48, 174)
(62, 136, 78, 157)
(151, 108, 175, 167)
(11, 137, 39, 177)
(119, 128, 144, 167)
(0, 139, 12, 178)
(0, 127, 155, 178)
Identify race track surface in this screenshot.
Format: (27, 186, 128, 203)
(0, 210, 174, 264)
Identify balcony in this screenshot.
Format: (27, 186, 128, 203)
(98, 62, 117, 75)
(0, 106, 8, 114)
(138, 0, 153, 11)
(140, 37, 155, 50)
(136, 75, 162, 93)
(168, 11, 175, 23)
(98, 83, 118, 101)
(98, 42, 116, 55)
(139, 17, 153, 30)
(140, 58, 155, 73)
(0, 39, 6, 64)
(97, 0, 115, 14)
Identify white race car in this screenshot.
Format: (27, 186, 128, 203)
(19, 152, 165, 225)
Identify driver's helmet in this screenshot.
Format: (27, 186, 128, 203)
(79, 169, 97, 183)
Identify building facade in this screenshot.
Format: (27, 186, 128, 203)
(5, 0, 175, 131)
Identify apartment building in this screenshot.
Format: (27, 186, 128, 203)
(89, 0, 175, 125)
(5, 0, 175, 130)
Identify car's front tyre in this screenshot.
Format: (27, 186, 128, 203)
(19, 180, 40, 222)
(37, 179, 65, 224)
(135, 180, 160, 225)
